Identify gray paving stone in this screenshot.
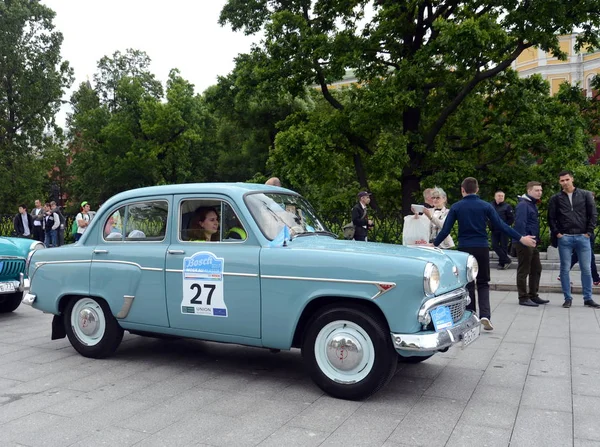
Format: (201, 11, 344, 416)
(423, 366, 483, 401)
(447, 346, 495, 370)
(574, 395, 600, 441)
(320, 411, 402, 446)
(70, 425, 150, 446)
(521, 376, 572, 412)
(384, 375, 433, 397)
(386, 397, 466, 446)
(502, 330, 539, 344)
(528, 353, 571, 379)
(470, 384, 523, 407)
(287, 395, 361, 433)
(116, 387, 225, 434)
(396, 355, 450, 379)
(572, 347, 600, 369)
(0, 411, 68, 444)
(532, 336, 570, 356)
(446, 423, 512, 447)
(457, 400, 518, 429)
(571, 333, 600, 350)
(479, 361, 529, 389)
(493, 342, 534, 364)
(511, 407, 573, 447)
(575, 439, 600, 446)
(258, 425, 329, 447)
(0, 387, 82, 425)
(572, 366, 600, 398)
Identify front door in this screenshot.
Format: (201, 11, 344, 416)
(165, 195, 261, 339)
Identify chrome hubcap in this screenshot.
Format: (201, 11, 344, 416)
(325, 332, 363, 371)
(78, 308, 99, 336)
(314, 320, 375, 384)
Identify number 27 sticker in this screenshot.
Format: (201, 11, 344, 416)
(181, 252, 228, 317)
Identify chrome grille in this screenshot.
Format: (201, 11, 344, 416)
(0, 259, 26, 280)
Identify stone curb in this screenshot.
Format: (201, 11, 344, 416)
(490, 283, 581, 294)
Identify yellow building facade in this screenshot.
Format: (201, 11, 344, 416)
(513, 34, 600, 96)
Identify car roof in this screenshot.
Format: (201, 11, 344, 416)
(100, 183, 296, 210)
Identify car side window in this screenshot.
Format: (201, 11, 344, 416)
(179, 199, 247, 243)
(103, 200, 168, 242)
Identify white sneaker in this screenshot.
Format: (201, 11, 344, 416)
(480, 317, 494, 331)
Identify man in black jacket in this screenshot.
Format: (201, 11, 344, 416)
(548, 171, 599, 309)
(490, 190, 514, 269)
(13, 205, 33, 238)
(351, 191, 374, 241)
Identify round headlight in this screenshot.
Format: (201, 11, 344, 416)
(25, 243, 45, 276)
(466, 255, 479, 282)
(424, 262, 440, 296)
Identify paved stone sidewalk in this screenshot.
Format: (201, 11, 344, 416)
(1, 290, 600, 447)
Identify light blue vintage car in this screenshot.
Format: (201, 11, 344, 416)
(23, 183, 480, 400)
(0, 237, 44, 313)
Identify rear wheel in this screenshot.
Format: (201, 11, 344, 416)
(302, 306, 397, 400)
(0, 292, 23, 313)
(64, 297, 124, 358)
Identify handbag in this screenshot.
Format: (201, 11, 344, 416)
(402, 215, 431, 245)
(343, 208, 367, 240)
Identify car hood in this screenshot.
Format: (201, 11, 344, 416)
(288, 236, 449, 261)
(0, 237, 29, 258)
(282, 236, 470, 293)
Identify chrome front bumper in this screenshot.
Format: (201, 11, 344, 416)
(20, 275, 36, 306)
(391, 312, 481, 351)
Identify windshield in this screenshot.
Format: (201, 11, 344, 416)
(245, 192, 331, 240)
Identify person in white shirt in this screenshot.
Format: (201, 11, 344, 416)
(30, 199, 44, 242)
(75, 201, 91, 242)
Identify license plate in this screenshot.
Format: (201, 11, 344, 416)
(461, 325, 480, 348)
(0, 282, 16, 293)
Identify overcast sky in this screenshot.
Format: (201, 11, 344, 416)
(42, 0, 260, 126)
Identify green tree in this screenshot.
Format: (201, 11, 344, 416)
(220, 0, 600, 214)
(0, 0, 73, 210)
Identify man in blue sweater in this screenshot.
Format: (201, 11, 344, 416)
(434, 178, 537, 331)
(513, 182, 548, 307)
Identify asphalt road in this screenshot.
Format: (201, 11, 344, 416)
(1, 289, 600, 447)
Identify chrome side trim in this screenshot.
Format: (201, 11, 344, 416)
(418, 288, 468, 325)
(116, 295, 135, 319)
(91, 260, 163, 272)
(166, 269, 258, 278)
(261, 274, 396, 288)
(392, 313, 480, 351)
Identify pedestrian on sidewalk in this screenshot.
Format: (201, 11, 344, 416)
(351, 191, 374, 241)
(513, 182, 548, 307)
(490, 190, 515, 270)
(548, 170, 599, 309)
(433, 177, 537, 331)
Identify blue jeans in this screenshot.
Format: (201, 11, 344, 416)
(558, 234, 592, 301)
(44, 230, 57, 248)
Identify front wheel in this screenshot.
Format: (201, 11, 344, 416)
(0, 292, 23, 313)
(64, 297, 124, 358)
(302, 306, 397, 400)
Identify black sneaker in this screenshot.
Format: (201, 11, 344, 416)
(562, 300, 572, 308)
(531, 297, 550, 305)
(584, 300, 600, 309)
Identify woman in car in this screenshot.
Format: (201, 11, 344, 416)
(188, 207, 220, 242)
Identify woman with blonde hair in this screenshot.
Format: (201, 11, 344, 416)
(423, 186, 455, 249)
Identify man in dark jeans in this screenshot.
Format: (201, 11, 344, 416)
(513, 181, 548, 307)
(351, 191, 374, 241)
(434, 178, 537, 331)
(548, 170, 599, 308)
(490, 190, 514, 269)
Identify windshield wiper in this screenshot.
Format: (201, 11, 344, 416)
(294, 230, 337, 239)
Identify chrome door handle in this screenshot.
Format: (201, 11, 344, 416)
(93, 249, 109, 254)
(168, 249, 185, 255)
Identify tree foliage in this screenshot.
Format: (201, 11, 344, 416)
(0, 0, 73, 210)
(220, 0, 600, 214)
